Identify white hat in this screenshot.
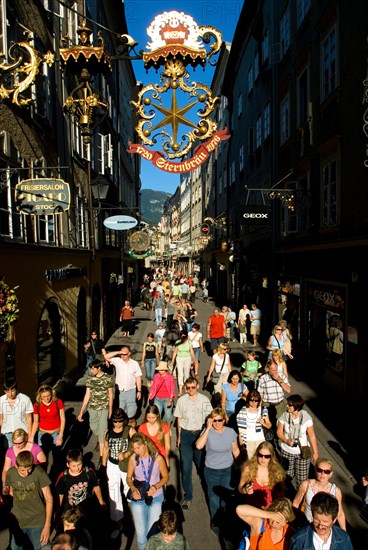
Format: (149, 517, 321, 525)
(156, 361, 169, 371)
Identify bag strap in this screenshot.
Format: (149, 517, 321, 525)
(91, 339, 96, 355)
(150, 377, 167, 400)
(119, 425, 131, 452)
(219, 353, 227, 373)
(255, 520, 265, 550)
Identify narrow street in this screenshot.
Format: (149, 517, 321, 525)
(54, 295, 367, 549)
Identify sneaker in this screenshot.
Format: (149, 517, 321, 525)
(181, 499, 192, 510)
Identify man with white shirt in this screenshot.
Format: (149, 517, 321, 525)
(104, 346, 142, 419)
(0, 379, 33, 448)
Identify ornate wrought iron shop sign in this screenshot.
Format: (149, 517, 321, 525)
(128, 11, 230, 173)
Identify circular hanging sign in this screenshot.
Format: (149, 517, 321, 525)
(129, 231, 151, 251)
(103, 215, 138, 231)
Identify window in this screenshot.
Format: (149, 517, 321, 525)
(37, 215, 55, 243)
(248, 127, 254, 155)
(297, 66, 309, 125)
(237, 93, 242, 117)
(248, 66, 254, 94)
(67, 3, 78, 40)
(219, 175, 223, 194)
(97, 134, 113, 176)
(239, 145, 244, 171)
(297, 0, 310, 28)
(280, 94, 290, 144)
(33, 58, 49, 118)
(0, 166, 22, 239)
(254, 52, 259, 81)
(231, 161, 236, 184)
(262, 31, 269, 64)
(76, 193, 88, 247)
(256, 115, 262, 149)
(264, 103, 270, 139)
(322, 25, 337, 101)
(0, 0, 7, 59)
(280, 8, 290, 57)
(322, 159, 338, 226)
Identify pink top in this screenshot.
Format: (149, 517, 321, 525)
(133, 455, 163, 498)
(6, 443, 43, 466)
(149, 373, 176, 400)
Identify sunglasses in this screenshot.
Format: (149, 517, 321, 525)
(185, 386, 197, 389)
(213, 419, 224, 423)
(316, 467, 332, 475)
(286, 403, 294, 407)
(258, 452, 271, 459)
(249, 398, 260, 402)
(112, 419, 123, 424)
(121, 353, 129, 356)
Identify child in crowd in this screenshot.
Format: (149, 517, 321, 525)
(241, 350, 262, 390)
(5, 450, 53, 549)
(61, 505, 93, 549)
(143, 509, 190, 549)
(155, 323, 166, 357)
(55, 449, 105, 515)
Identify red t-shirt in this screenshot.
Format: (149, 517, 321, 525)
(209, 315, 225, 338)
(33, 398, 64, 431)
(138, 422, 170, 458)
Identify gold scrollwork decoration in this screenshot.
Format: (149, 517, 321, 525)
(0, 41, 54, 106)
(131, 58, 219, 159)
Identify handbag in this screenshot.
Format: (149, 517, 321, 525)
(212, 353, 227, 382)
(127, 458, 155, 501)
(263, 426, 274, 442)
(299, 444, 312, 460)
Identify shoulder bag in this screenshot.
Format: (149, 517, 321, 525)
(261, 407, 274, 441)
(237, 519, 265, 550)
(297, 412, 312, 459)
(212, 353, 227, 383)
(127, 457, 155, 504)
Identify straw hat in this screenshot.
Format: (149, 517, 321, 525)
(156, 361, 169, 371)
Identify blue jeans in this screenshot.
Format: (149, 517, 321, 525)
(179, 429, 203, 501)
(204, 465, 233, 521)
(11, 527, 48, 550)
(119, 388, 137, 419)
(154, 397, 173, 423)
(193, 347, 200, 362)
(130, 494, 163, 549)
(155, 308, 163, 325)
(145, 358, 157, 381)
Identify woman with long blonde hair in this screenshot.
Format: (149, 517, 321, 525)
(238, 441, 286, 509)
(30, 384, 65, 455)
(126, 433, 169, 550)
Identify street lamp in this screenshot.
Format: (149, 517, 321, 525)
(91, 176, 110, 203)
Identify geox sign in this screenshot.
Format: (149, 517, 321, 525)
(242, 205, 271, 225)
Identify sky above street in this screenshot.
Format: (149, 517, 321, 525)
(125, 1, 241, 194)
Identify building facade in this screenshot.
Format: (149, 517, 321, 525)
(0, 0, 140, 393)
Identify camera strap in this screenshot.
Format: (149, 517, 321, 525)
(140, 457, 155, 486)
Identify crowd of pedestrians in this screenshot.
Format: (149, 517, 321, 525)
(0, 267, 359, 549)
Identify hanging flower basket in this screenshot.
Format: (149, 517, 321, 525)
(0, 279, 19, 343)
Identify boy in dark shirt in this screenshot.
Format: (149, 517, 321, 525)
(6, 450, 53, 550)
(55, 449, 105, 513)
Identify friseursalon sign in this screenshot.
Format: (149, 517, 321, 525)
(15, 178, 70, 215)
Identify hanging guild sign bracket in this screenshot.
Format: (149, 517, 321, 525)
(127, 11, 230, 173)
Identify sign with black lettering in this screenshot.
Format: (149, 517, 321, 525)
(241, 205, 271, 225)
(15, 178, 70, 215)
